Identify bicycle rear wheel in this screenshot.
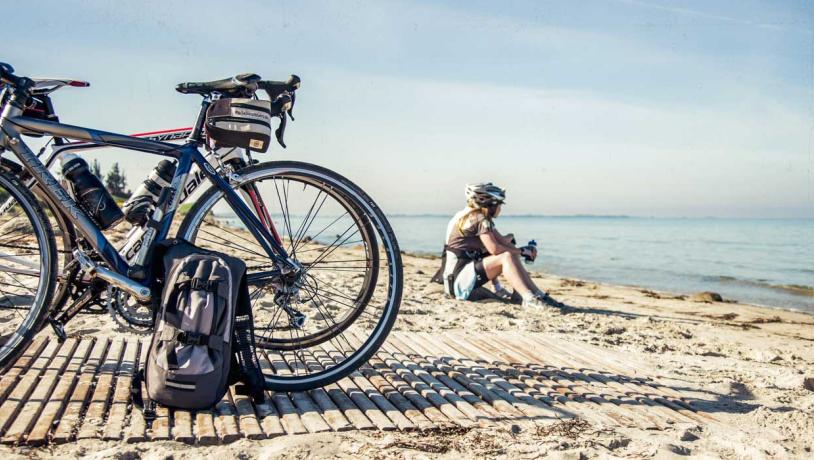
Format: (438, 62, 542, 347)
(0, 170, 57, 369)
(178, 161, 402, 391)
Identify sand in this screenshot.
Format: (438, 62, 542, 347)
(2, 244, 813, 459)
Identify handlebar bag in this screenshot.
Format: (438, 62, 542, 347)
(205, 98, 272, 153)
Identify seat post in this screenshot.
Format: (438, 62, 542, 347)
(188, 97, 212, 145)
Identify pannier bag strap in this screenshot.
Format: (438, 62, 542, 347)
(233, 314, 265, 403)
(187, 277, 219, 292)
(130, 369, 157, 424)
(159, 326, 224, 351)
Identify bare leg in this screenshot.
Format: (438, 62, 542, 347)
(481, 252, 539, 297)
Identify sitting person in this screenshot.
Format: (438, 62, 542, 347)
(439, 182, 564, 309)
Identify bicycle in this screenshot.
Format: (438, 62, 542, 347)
(0, 62, 403, 391)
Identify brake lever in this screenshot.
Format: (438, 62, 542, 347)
(275, 113, 287, 148)
(288, 91, 295, 121)
(272, 92, 293, 148)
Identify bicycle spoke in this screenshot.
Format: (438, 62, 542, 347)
(197, 229, 267, 259)
(290, 189, 327, 254)
(301, 225, 361, 276)
(272, 178, 296, 256)
(204, 223, 270, 254)
(295, 212, 349, 251)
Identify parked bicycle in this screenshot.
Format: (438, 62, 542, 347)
(0, 63, 403, 391)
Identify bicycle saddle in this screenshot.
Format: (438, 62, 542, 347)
(175, 73, 261, 97)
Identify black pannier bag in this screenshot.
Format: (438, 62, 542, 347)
(132, 239, 265, 417)
(205, 98, 272, 153)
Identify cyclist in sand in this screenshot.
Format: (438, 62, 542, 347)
(441, 183, 566, 310)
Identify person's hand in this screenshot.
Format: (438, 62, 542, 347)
(520, 245, 537, 262)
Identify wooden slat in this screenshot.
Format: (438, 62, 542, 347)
(312, 345, 395, 430)
(451, 334, 624, 425)
(391, 333, 510, 421)
(313, 347, 402, 431)
(102, 340, 139, 440)
(380, 336, 493, 426)
(0, 337, 48, 401)
(214, 392, 242, 443)
(396, 333, 524, 420)
(230, 387, 265, 440)
(256, 351, 308, 435)
(2, 339, 78, 444)
(52, 337, 109, 443)
(149, 405, 171, 441)
(358, 339, 452, 427)
(263, 350, 331, 433)
(76, 339, 124, 439)
(290, 351, 354, 432)
(27, 339, 93, 446)
(124, 340, 150, 444)
(309, 349, 376, 430)
(0, 338, 60, 436)
(355, 361, 435, 430)
(193, 410, 218, 445)
(489, 335, 672, 429)
(518, 334, 704, 425)
(478, 335, 642, 422)
(529, 334, 712, 424)
(421, 332, 554, 420)
(171, 409, 194, 444)
(255, 396, 286, 438)
(460, 334, 642, 428)
(346, 331, 477, 427)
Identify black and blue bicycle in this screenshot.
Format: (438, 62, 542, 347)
(0, 63, 402, 390)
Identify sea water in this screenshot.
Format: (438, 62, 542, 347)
(217, 213, 814, 313)
(389, 216, 814, 313)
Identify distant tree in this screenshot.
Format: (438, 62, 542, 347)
(105, 162, 128, 198)
(91, 159, 102, 180)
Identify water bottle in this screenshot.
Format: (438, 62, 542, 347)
(60, 154, 123, 230)
(122, 159, 176, 225)
(522, 239, 537, 264)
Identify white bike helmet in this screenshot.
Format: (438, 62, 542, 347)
(465, 182, 506, 208)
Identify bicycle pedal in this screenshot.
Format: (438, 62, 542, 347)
(49, 318, 68, 343)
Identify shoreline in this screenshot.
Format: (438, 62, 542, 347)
(401, 250, 814, 317)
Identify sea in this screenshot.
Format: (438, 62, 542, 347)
(388, 215, 814, 314)
(216, 213, 814, 314)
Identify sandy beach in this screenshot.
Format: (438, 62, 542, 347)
(1, 244, 812, 459)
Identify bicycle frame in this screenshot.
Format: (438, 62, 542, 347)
(0, 99, 290, 286)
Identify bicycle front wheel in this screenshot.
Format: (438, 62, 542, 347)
(0, 170, 57, 369)
(178, 161, 402, 391)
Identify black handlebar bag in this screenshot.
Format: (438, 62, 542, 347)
(205, 98, 272, 153)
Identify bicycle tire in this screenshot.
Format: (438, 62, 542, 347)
(0, 169, 57, 369)
(1, 158, 77, 318)
(177, 161, 403, 391)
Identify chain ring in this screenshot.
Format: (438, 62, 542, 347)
(106, 287, 153, 334)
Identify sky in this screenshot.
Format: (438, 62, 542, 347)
(3, 0, 813, 218)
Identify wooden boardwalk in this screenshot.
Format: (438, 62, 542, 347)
(0, 331, 716, 446)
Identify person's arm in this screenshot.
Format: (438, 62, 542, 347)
(495, 231, 515, 246)
(480, 231, 521, 256)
